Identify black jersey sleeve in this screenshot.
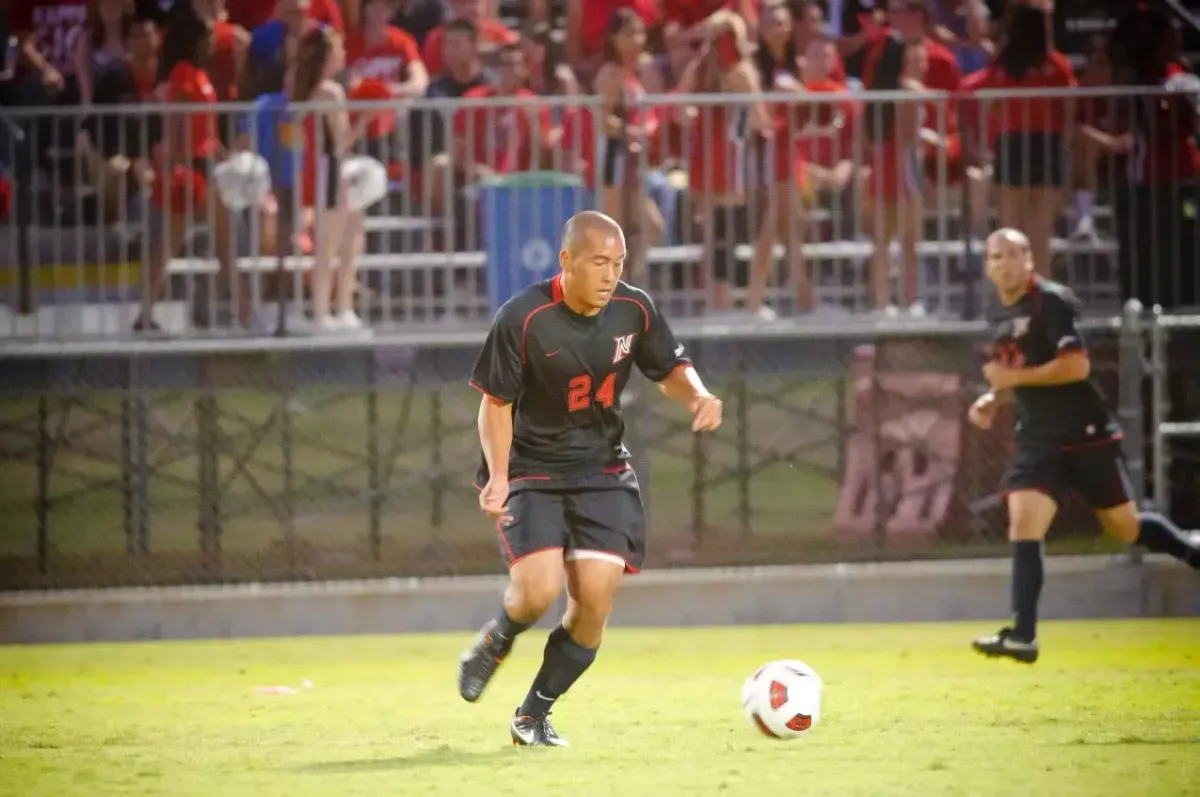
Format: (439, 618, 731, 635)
(635, 291, 692, 382)
(469, 304, 525, 404)
(1041, 292, 1086, 356)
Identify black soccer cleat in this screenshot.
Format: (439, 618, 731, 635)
(972, 627, 1039, 664)
(510, 710, 569, 747)
(457, 620, 511, 702)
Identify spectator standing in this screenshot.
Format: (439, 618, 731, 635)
(970, 0, 1073, 279)
(75, 0, 132, 106)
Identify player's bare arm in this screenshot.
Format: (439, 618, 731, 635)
(657, 366, 723, 432)
(982, 352, 1090, 392)
(477, 396, 514, 521)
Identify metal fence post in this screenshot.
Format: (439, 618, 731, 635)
(1118, 299, 1145, 562)
(1149, 305, 1170, 514)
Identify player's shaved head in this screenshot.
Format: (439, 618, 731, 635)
(987, 227, 1031, 252)
(562, 211, 626, 256)
(558, 211, 626, 315)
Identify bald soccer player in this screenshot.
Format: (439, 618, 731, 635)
(969, 228, 1199, 664)
(458, 211, 724, 746)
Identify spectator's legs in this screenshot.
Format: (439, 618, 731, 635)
(864, 199, 896, 310)
(748, 186, 779, 315)
(1070, 131, 1100, 239)
(600, 185, 663, 284)
(311, 204, 348, 324)
(1026, 187, 1062, 280)
(897, 194, 920, 309)
(138, 209, 190, 330)
(335, 208, 365, 320)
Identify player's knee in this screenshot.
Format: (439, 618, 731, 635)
(506, 580, 560, 619)
(1096, 502, 1139, 544)
(562, 600, 610, 647)
(1006, 491, 1056, 542)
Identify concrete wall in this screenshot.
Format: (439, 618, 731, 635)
(1, 555, 1196, 645)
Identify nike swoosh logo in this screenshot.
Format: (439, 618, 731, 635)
(545, 351, 560, 357)
(536, 691, 554, 701)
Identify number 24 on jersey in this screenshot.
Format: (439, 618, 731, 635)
(567, 373, 616, 412)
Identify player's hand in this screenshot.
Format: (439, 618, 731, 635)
(982, 362, 1021, 391)
(968, 392, 998, 430)
(690, 394, 723, 432)
(479, 478, 511, 523)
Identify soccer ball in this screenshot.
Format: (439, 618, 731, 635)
(740, 659, 823, 740)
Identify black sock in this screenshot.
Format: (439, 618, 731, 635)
(492, 608, 534, 654)
(1136, 512, 1199, 568)
(1011, 541, 1044, 642)
(518, 625, 597, 718)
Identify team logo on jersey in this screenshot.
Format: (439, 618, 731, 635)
(613, 334, 636, 364)
(1012, 317, 1030, 338)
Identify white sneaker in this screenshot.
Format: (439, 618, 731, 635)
(315, 315, 341, 333)
(1070, 216, 1100, 243)
(752, 305, 778, 322)
(907, 302, 928, 319)
(335, 310, 364, 330)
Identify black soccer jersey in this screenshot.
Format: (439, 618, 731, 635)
(988, 277, 1120, 448)
(470, 275, 691, 487)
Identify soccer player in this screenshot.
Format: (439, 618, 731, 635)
(968, 228, 1200, 664)
(458, 211, 723, 746)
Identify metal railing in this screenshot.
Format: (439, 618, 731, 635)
(0, 86, 1196, 339)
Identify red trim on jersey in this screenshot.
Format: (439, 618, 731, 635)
(610, 296, 650, 332)
(519, 303, 559, 367)
(602, 464, 631, 474)
(495, 519, 517, 562)
(1058, 434, 1123, 452)
(550, 273, 564, 303)
(468, 380, 509, 406)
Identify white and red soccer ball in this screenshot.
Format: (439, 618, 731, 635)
(740, 659, 823, 740)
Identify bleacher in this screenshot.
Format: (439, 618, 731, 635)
(9, 0, 1194, 338)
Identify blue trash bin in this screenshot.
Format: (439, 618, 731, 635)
(479, 171, 593, 313)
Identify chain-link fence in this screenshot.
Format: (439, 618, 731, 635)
(2, 316, 1161, 590)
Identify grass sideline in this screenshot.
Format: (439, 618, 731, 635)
(1, 620, 1197, 797)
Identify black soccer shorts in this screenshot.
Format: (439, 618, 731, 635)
(1000, 440, 1133, 510)
(496, 470, 647, 574)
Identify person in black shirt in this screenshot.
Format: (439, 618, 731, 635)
(458, 211, 723, 746)
(968, 228, 1199, 664)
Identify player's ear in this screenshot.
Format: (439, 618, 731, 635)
(558, 248, 569, 270)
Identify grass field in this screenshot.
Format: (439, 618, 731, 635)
(1, 620, 1197, 797)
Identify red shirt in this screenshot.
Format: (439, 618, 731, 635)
(421, 19, 516, 76)
(9, 0, 88, 75)
(346, 26, 422, 83)
(799, 79, 860, 167)
(208, 20, 242, 102)
(1132, 63, 1200, 185)
(973, 51, 1075, 137)
(166, 61, 218, 160)
(452, 86, 550, 173)
(226, 0, 344, 35)
(661, 0, 734, 28)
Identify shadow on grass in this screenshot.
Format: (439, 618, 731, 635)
(296, 745, 520, 773)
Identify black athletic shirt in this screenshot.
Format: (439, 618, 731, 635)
(988, 276, 1120, 449)
(470, 274, 691, 488)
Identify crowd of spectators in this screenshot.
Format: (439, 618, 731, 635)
(0, 0, 1196, 333)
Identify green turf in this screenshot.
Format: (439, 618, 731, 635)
(1, 620, 1197, 797)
